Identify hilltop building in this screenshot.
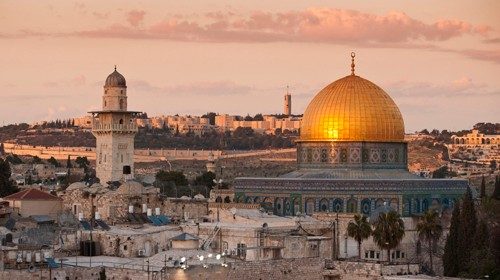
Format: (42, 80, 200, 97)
(89, 67, 140, 184)
(234, 53, 468, 217)
(284, 86, 292, 116)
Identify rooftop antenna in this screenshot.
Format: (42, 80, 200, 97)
(350, 52, 356, 76)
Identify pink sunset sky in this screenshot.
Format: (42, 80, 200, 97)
(0, 0, 499, 131)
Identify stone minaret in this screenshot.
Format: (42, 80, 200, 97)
(284, 86, 291, 116)
(90, 67, 140, 185)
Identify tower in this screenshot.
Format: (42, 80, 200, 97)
(284, 86, 291, 116)
(89, 67, 140, 184)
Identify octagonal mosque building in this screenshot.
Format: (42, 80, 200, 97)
(233, 53, 468, 217)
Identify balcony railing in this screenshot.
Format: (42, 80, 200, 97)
(92, 123, 138, 133)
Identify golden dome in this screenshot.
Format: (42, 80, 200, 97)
(300, 74, 405, 142)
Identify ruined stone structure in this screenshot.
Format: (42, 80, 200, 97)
(90, 67, 140, 184)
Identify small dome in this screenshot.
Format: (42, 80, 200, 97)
(194, 194, 205, 200)
(117, 181, 144, 196)
(105, 67, 126, 87)
(66, 182, 86, 191)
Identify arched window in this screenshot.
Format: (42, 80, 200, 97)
(333, 199, 343, 213)
(119, 119, 124, 124)
(361, 199, 371, 215)
(119, 99, 124, 110)
(319, 198, 329, 212)
(346, 199, 357, 213)
(422, 199, 429, 212)
(305, 199, 315, 215)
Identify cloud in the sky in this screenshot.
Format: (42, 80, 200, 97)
(131, 80, 253, 96)
(126, 10, 146, 27)
(7, 8, 490, 44)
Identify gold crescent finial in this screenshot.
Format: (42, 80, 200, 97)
(351, 52, 356, 75)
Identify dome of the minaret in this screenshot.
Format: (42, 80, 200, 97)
(104, 68, 126, 87)
(300, 55, 404, 142)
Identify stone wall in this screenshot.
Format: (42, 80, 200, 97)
(0, 257, 323, 280)
(324, 260, 419, 279)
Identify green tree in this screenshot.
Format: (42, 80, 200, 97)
(6, 154, 23, 164)
(416, 210, 443, 274)
(0, 158, 18, 197)
(66, 155, 72, 168)
(194, 171, 216, 188)
(47, 156, 61, 167)
(458, 187, 477, 271)
(480, 175, 486, 198)
(347, 214, 372, 259)
(372, 211, 405, 263)
(156, 170, 188, 187)
(201, 112, 217, 125)
(493, 175, 500, 200)
(75, 156, 90, 170)
(443, 201, 461, 277)
(32, 156, 43, 164)
(467, 220, 497, 278)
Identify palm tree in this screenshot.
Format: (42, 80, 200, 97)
(347, 214, 372, 259)
(416, 210, 443, 274)
(372, 211, 405, 263)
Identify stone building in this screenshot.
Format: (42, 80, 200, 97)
(284, 86, 292, 116)
(2, 188, 63, 219)
(62, 181, 209, 224)
(183, 208, 332, 261)
(89, 67, 140, 185)
(451, 129, 500, 145)
(62, 181, 161, 223)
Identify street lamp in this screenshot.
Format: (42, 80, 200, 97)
(212, 179, 223, 222)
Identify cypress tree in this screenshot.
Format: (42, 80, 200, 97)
(493, 175, 500, 200)
(66, 155, 72, 168)
(458, 187, 477, 273)
(467, 220, 497, 278)
(480, 175, 486, 198)
(443, 200, 461, 277)
(0, 158, 18, 197)
(0, 142, 4, 155)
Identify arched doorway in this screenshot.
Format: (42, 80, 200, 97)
(305, 198, 315, 215)
(274, 198, 284, 216)
(283, 198, 291, 215)
(333, 199, 343, 213)
(346, 199, 357, 213)
(361, 199, 371, 215)
(319, 198, 329, 212)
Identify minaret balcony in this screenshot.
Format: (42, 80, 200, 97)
(92, 123, 138, 133)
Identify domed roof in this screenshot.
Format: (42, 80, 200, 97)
(117, 180, 144, 196)
(66, 182, 86, 191)
(104, 67, 126, 87)
(300, 54, 404, 142)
